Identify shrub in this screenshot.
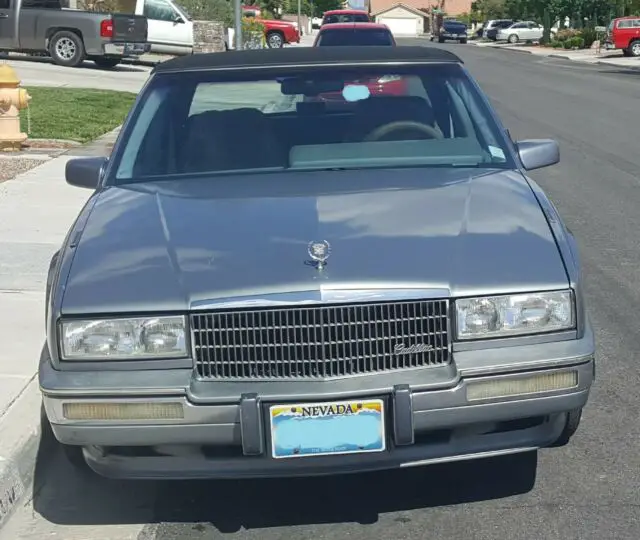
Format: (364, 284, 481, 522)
(242, 17, 266, 48)
(580, 28, 597, 48)
(572, 37, 585, 49)
(550, 40, 563, 48)
(180, 0, 233, 27)
(563, 40, 573, 49)
(556, 28, 581, 42)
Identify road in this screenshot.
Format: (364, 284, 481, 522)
(2, 42, 640, 540)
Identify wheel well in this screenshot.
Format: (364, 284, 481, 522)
(45, 27, 84, 49)
(267, 29, 284, 36)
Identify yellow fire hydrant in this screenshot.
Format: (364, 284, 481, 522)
(0, 64, 31, 152)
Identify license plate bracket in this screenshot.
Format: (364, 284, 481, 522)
(269, 398, 386, 459)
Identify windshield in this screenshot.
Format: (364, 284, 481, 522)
(111, 64, 515, 184)
(316, 29, 394, 46)
(323, 13, 370, 24)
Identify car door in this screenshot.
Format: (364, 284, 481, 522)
(528, 21, 543, 40)
(0, 0, 16, 49)
(143, 0, 192, 52)
(504, 22, 525, 40)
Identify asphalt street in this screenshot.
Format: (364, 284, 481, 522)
(2, 42, 640, 540)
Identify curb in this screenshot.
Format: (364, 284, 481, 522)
(595, 60, 640, 70)
(497, 47, 533, 54)
(0, 377, 43, 529)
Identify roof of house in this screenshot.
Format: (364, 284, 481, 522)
(153, 46, 462, 74)
(371, 2, 427, 18)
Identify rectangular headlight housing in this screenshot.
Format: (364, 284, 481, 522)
(60, 316, 187, 360)
(456, 290, 574, 340)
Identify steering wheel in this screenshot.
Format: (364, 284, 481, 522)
(364, 121, 443, 142)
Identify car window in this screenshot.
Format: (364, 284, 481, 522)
(21, 0, 61, 7)
(323, 13, 369, 24)
(618, 20, 632, 28)
(111, 64, 516, 183)
(511, 23, 526, 29)
(0, 0, 9, 7)
(143, 0, 177, 22)
(316, 29, 394, 46)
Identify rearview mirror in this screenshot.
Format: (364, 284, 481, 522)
(515, 139, 559, 171)
(65, 157, 107, 189)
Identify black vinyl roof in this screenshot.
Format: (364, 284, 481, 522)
(153, 46, 463, 74)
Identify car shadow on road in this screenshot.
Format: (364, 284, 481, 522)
(2, 55, 148, 73)
(597, 68, 640, 77)
(32, 419, 538, 532)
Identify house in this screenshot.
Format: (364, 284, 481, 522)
(370, 0, 472, 16)
(372, 3, 429, 36)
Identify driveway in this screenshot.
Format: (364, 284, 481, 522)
(1, 40, 639, 540)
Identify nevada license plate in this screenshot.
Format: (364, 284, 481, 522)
(270, 399, 386, 459)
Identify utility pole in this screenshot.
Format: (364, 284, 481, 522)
(297, 0, 302, 38)
(234, 0, 243, 50)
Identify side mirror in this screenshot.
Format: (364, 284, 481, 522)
(65, 157, 107, 189)
(515, 139, 559, 171)
(173, 15, 184, 24)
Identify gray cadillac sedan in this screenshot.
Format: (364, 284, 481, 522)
(41, 46, 596, 479)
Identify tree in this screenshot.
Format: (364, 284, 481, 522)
(312, 0, 343, 17)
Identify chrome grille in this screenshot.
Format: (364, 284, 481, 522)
(191, 299, 450, 380)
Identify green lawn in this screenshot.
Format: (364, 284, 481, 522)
(21, 87, 137, 143)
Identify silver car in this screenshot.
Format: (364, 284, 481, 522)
(42, 46, 595, 480)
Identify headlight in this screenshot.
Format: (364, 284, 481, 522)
(456, 290, 574, 340)
(61, 316, 187, 360)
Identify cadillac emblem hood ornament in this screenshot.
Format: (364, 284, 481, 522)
(307, 240, 331, 270)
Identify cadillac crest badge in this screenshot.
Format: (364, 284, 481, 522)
(307, 240, 331, 270)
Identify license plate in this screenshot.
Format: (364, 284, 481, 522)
(270, 398, 386, 459)
(124, 43, 146, 54)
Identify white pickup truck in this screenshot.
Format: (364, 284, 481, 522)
(132, 0, 192, 55)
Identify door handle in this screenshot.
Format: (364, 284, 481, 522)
(0, 13, 10, 18)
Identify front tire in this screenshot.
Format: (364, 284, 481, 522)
(508, 33, 519, 44)
(552, 409, 583, 447)
(438, 36, 445, 43)
(93, 57, 121, 69)
(267, 31, 284, 48)
(49, 30, 85, 67)
(460, 38, 467, 44)
(628, 39, 640, 57)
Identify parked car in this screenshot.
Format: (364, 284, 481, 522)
(45, 46, 595, 480)
(312, 23, 404, 99)
(496, 21, 544, 44)
(604, 16, 640, 57)
(313, 22, 396, 46)
(0, 0, 149, 68)
(242, 6, 300, 48)
(435, 19, 468, 43)
(321, 9, 370, 25)
(484, 19, 515, 40)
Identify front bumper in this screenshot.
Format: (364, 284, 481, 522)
(103, 42, 151, 57)
(41, 331, 595, 479)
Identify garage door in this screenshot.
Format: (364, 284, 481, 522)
(378, 17, 418, 36)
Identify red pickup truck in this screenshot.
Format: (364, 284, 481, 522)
(242, 5, 301, 48)
(604, 16, 640, 57)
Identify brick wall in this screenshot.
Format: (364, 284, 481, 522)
(371, 0, 472, 17)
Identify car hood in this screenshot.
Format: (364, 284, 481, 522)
(61, 168, 569, 315)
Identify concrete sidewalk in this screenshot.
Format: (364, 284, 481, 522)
(473, 40, 640, 70)
(0, 153, 92, 528)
